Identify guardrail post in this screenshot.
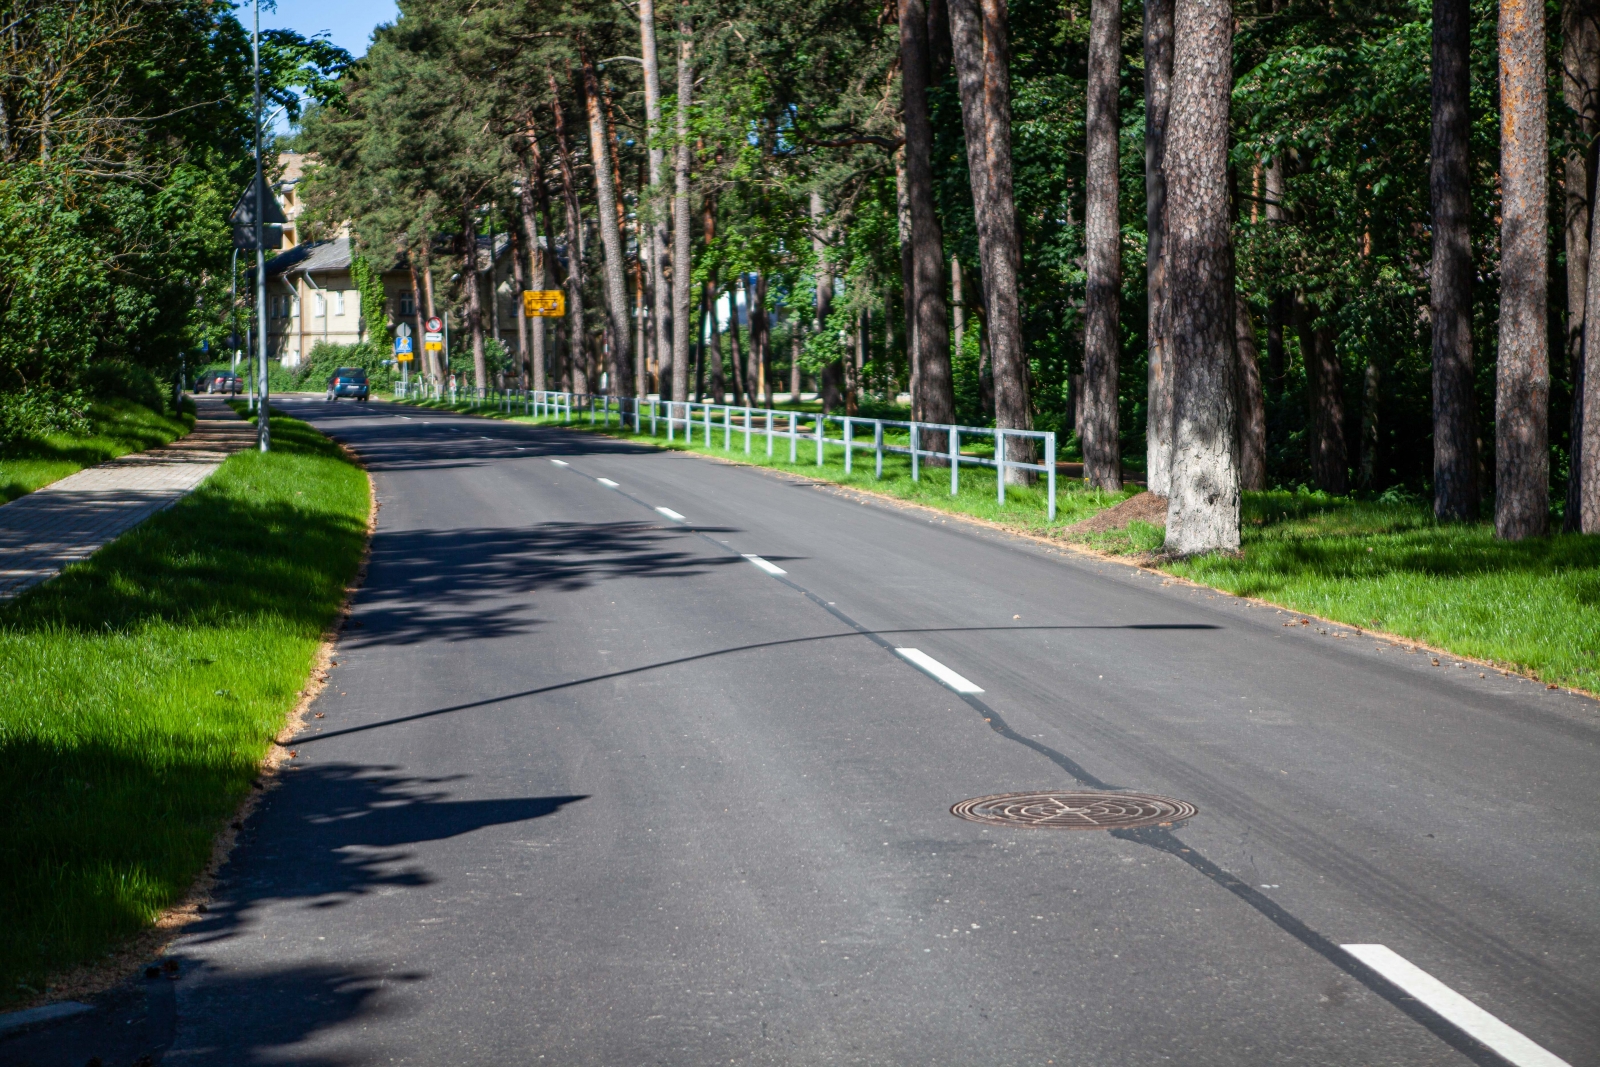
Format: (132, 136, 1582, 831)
(650, 399, 658, 435)
(950, 427, 960, 495)
(815, 413, 824, 466)
(911, 423, 920, 481)
(1046, 432, 1057, 521)
(997, 431, 1007, 506)
(723, 405, 731, 450)
(766, 409, 774, 456)
(843, 416, 852, 474)
(789, 411, 798, 463)
(874, 420, 883, 479)
(744, 405, 752, 453)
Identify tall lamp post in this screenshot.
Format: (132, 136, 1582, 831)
(253, 0, 270, 450)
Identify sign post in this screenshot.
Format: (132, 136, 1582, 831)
(394, 323, 414, 388)
(522, 290, 566, 317)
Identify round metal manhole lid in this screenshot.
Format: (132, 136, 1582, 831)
(950, 790, 1198, 830)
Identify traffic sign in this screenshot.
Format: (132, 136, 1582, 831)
(424, 340, 443, 352)
(425, 316, 443, 333)
(396, 352, 414, 362)
(394, 334, 413, 355)
(396, 322, 413, 339)
(523, 290, 565, 317)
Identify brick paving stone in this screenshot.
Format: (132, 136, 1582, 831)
(0, 396, 257, 600)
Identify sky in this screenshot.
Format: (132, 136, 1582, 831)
(257, 0, 398, 128)
(260, 0, 396, 60)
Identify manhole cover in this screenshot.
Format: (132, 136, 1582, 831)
(950, 790, 1198, 830)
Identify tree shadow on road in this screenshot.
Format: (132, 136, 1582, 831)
(347, 520, 741, 646)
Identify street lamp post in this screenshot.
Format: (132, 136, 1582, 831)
(253, 0, 270, 450)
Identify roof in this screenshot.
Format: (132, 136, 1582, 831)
(263, 233, 514, 280)
(264, 237, 353, 278)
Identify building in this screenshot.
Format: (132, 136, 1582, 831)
(259, 154, 522, 367)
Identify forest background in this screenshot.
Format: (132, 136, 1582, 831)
(3, 0, 1596, 535)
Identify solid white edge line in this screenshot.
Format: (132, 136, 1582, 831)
(894, 648, 984, 694)
(549, 459, 569, 466)
(742, 554, 786, 576)
(656, 507, 686, 521)
(1341, 945, 1572, 1067)
(597, 478, 620, 488)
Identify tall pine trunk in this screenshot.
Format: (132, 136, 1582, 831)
(639, 0, 672, 402)
(1234, 293, 1266, 491)
(811, 190, 843, 413)
(580, 54, 633, 397)
(518, 149, 547, 394)
(1083, 0, 1122, 490)
(462, 210, 487, 395)
(511, 219, 529, 384)
(1299, 300, 1347, 494)
(1144, 0, 1174, 495)
(1581, 194, 1600, 529)
(949, 0, 1032, 478)
(1496, 0, 1549, 539)
(1431, 0, 1476, 520)
(1162, 0, 1239, 555)
(672, 8, 694, 403)
(548, 74, 589, 395)
(1565, 0, 1600, 530)
(901, 0, 955, 433)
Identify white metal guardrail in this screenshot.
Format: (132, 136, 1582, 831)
(390, 383, 1056, 519)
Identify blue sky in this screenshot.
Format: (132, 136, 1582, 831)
(256, 0, 397, 130)
(260, 0, 396, 60)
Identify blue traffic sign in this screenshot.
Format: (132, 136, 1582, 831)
(394, 335, 414, 355)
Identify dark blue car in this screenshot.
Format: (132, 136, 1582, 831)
(326, 367, 370, 402)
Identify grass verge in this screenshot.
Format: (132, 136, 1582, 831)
(0, 406, 370, 1006)
(1079, 491, 1600, 694)
(400, 398, 1135, 533)
(0, 399, 194, 505)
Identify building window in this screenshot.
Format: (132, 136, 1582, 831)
(335, 291, 346, 316)
(400, 292, 415, 316)
(314, 292, 326, 317)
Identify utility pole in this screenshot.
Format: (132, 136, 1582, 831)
(253, 0, 270, 450)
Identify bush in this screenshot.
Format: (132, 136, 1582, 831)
(0, 387, 92, 444)
(294, 341, 397, 391)
(83, 360, 165, 412)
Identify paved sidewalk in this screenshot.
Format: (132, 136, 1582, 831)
(0, 395, 256, 600)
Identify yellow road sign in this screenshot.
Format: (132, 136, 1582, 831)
(424, 340, 443, 351)
(523, 289, 566, 317)
(396, 352, 414, 362)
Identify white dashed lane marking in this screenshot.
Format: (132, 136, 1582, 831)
(742, 554, 786, 576)
(597, 478, 620, 488)
(655, 507, 686, 522)
(893, 649, 984, 694)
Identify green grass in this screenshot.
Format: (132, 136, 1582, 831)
(0, 407, 370, 1005)
(403, 396, 1136, 533)
(0, 399, 192, 504)
(1141, 492, 1599, 693)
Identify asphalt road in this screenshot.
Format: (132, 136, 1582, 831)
(11, 397, 1598, 1066)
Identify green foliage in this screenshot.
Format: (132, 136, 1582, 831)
(0, 408, 370, 1002)
(295, 341, 398, 390)
(348, 255, 391, 340)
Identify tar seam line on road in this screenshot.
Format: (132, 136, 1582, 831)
(563, 456, 1524, 1067)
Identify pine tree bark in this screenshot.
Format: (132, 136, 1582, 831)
(901, 0, 955, 434)
(517, 150, 548, 394)
(511, 220, 529, 384)
(1162, 0, 1240, 555)
(811, 190, 843, 413)
(1431, 0, 1476, 520)
(1083, 0, 1122, 490)
(1496, 0, 1549, 539)
(1581, 192, 1600, 529)
(949, 0, 1032, 478)
(1235, 292, 1266, 491)
(1144, 0, 1174, 495)
(895, 155, 918, 416)
(639, 0, 673, 401)
(1299, 300, 1347, 494)
(1565, 0, 1600, 530)
(549, 74, 590, 395)
(580, 54, 633, 398)
(671, 9, 694, 402)
(462, 210, 487, 395)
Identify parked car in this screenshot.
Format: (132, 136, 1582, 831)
(326, 367, 370, 402)
(197, 370, 242, 395)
